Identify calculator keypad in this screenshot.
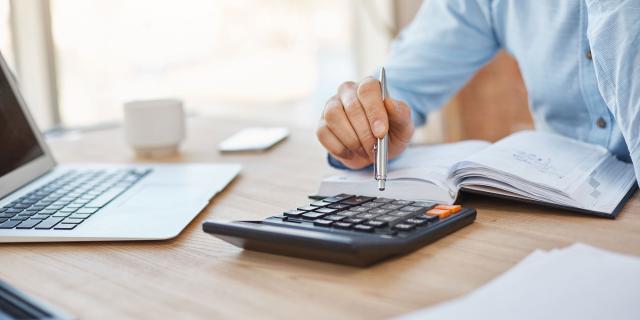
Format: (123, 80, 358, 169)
(279, 194, 463, 237)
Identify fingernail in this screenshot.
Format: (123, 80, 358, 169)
(373, 120, 386, 137)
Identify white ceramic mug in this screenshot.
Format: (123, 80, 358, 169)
(123, 98, 185, 158)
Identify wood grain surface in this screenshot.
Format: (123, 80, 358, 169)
(1, 117, 638, 319)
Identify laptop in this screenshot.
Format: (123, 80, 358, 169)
(0, 52, 241, 243)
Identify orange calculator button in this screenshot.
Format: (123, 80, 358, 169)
(425, 208, 451, 219)
(435, 204, 461, 214)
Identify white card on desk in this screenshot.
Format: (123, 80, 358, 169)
(218, 127, 289, 152)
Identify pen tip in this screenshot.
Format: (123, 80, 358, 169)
(378, 180, 385, 191)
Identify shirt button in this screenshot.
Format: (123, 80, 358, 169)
(586, 49, 593, 60)
(596, 117, 607, 128)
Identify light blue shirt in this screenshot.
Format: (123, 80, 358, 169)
(380, 0, 640, 183)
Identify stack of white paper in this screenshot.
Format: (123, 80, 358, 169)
(398, 243, 640, 320)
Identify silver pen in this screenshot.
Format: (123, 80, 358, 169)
(374, 67, 389, 191)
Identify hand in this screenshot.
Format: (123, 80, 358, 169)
(316, 77, 415, 169)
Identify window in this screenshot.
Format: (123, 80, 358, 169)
(50, 0, 356, 127)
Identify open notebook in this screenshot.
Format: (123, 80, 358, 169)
(318, 131, 638, 218)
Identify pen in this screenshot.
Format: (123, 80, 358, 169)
(375, 67, 389, 191)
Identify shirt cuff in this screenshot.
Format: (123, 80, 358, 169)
(326, 154, 374, 171)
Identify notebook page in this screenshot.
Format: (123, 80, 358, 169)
(457, 131, 608, 193)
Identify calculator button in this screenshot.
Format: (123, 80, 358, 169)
(394, 223, 415, 231)
(311, 201, 331, 207)
(366, 220, 388, 228)
(284, 210, 305, 217)
(381, 204, 402, 210)
(412, 201, 435, 208)
(327, 203, 351, 210)
(424, 215, 439, 223)
(322, 194, 354, 203)
(333, 222, 353, 229)
(324, 214, 346, 221)
(344, 218, 365, 224)
(426, 208, 451, 219)
(341, 196, 375, 206)
(301, 212, 326, 220)
(405, 218, 428, 226)
(313, 219, 333, 227)
(297, 205, 316, 211)
(400, 206, 424, 213)
(361, 202, 382, 208)
(348, 206, 369, 213)
(376, 215, 403, 223)
(353, 224, 374, 232)
(314, 207, 338, 214)
(356, 212, 379, 220)
(435, 204, 462, 214)
(372, 198, 394, 203)
(337, 211, 359, 217)
(369, 208, 392, 215)
(389, 211, 413, 217)
(392, 200, 413, 205)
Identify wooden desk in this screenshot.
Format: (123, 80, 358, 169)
(1, 117, 639, 319)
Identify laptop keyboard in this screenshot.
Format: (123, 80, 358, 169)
(0, 168, 152, 230)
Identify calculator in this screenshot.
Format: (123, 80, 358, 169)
(202, 194, 476, 266)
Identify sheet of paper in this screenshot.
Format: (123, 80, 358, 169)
(397, 243, 640, 320)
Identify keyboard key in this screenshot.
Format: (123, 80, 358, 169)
(372, 197, 394, 203)
(16, 219, 43, 229)
(310, 201, 331, 207)
(10, 216, 28, 221)
(52, 212, 72, 218)
(54, 223, 78, 230)
(69, 213, 91, 219)
(353, 224, 374, 232)
(392, 200, 413, 206)
(333, 222, 353, 229)
(324, 214, 345, 222)
(344, 218, 365, 224)
(0, 213, 16, 219)
(301, 212, 326, 220)
(314, 207, 338, 214)
(336, 211, 359, 217)
(38, 209, 58, 215)
(283, 210, 305, 217)
(35, 217, 65, 229)
(297, 205, 316, 211)
(376, 215, 403, 223)
(59, 207, 79, 213)
(313, 219, 333, 227)
(84, 186, 128, 208)
(75, 207, 99, 215)
(61, 218, 85, 224)
(412, 202, 435, 208)
(394, 223, 415, 231)
(0, 220, 21, 229)
(341, 196, 374, 206)
(361, 202, 382, 208)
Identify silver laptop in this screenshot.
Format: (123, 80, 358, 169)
(0, 52, 240, 243)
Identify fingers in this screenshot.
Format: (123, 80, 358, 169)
(322, 95, 366, 157)
(316, 121, 352, 160)
(338, 82, 376, 158)
(357, 77, 388, 139)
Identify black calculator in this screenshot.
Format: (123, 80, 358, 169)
(203, 194, 476, 266)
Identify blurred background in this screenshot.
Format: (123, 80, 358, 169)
(0, 0, 531, 143)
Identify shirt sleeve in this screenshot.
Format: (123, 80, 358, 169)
(385, 0, 500, 127)
(586, 0, 640, 183)
(328, 0, 499, 170)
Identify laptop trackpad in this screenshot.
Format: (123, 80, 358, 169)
(117, 185, 210, 209)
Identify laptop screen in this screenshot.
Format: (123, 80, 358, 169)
(0, 71, 44, 178)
